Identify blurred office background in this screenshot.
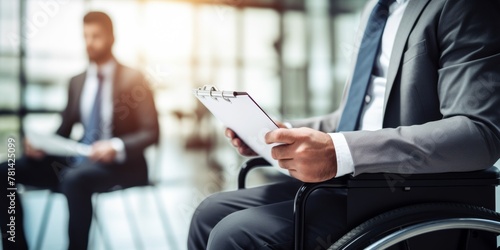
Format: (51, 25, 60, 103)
(1, 0, 498, 249)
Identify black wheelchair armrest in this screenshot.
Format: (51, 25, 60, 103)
(238, 157, 273, 189)
(349, 166, 500, 188)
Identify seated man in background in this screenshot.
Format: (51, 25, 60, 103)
(1, 11, 159, 250)
(188, 0, 500, 249)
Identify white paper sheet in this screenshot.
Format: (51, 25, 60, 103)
(27, 132, 91, 157)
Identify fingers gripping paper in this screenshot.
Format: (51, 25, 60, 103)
(194, 86, 288, 175)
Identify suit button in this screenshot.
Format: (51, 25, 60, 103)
(364, 95, 372, 104)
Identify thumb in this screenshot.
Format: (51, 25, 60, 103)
(265, 129, 295, 144)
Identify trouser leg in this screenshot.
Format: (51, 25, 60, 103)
(206, 188, 347, 250)
(0, 156, 65, 250)
(187, 178, 303, 250)
(189, 177, 348, 250)
(60, 162, 144, 250)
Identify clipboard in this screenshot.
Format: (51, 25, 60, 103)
(193, 85, 288, 175)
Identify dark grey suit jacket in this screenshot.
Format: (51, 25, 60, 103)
(56, 62, 160, 175)
(292, 0, 500, 175)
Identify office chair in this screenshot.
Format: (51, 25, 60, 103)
(238, 157, 500, 249)
(92, 142, 177, 250)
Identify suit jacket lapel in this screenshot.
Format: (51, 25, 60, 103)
(383, 0, 430, 113)
(73, 72, 86, 123)
(111, 63, 123, 132)
(112, 63, 123, 104)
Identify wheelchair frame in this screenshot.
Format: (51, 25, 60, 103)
(238, 157, 500, 250)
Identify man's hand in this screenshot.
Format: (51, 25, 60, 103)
(24, 138, 45, 159)
(265, 127, 337, 183)
(225, 121, 287, 157)
(89, 140, 117, 163)
(225, 128, 258, 156)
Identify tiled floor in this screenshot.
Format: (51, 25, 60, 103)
(11, 135, 500, 250)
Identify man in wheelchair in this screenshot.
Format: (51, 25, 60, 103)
(188, 0, 500, 249)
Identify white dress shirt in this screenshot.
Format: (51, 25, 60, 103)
(80, 59, 126, 163)
(330, 0, 410, 177)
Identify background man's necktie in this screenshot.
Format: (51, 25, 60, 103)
(73, 72, 104, 166)
(337, 0, 394, 132)
(82, 72, 104, 145)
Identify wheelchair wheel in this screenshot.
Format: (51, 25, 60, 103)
(330, 203, 500, 250)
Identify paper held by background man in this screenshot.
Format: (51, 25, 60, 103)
(27, 131, 92, 157)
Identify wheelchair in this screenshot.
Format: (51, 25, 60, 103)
(238, 158, 500, 250)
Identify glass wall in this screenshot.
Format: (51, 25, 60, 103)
(0, 0, 368, 160)
(0, 0, 22, 158)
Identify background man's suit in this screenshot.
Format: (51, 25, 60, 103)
(188, 0, 500, 249)
(0, 62, 159, 249)
(59, 62, 159, 172)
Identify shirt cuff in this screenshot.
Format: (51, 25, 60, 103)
(110, 137, 127, 163)
(328, 133, 354, 177)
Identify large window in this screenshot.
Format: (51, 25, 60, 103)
(0, 0, 22, 158)
(0, 0, 368, 159)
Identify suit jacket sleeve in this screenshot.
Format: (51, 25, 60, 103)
(56, 76, 80, 138)
(343, 0, 500, 175)
(117, 72, 160, 157)
(288, 110, 341, 132)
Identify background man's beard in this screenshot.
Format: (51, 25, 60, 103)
(87, 48, 112, 63)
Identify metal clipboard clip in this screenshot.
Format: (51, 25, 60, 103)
(194, 85, 235, 102)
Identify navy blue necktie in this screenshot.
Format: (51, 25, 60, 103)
(82, 72, 105, 145)
(73, 72, 104, 166)
(337, 0, 394, 132)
